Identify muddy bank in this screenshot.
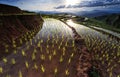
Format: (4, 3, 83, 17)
(60, 19, 92, 77)
(0, 4, 44, 59)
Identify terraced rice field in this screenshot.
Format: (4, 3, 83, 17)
(67, 20, 120, 77)
(0, 18, 119, 77)
(0, 19, 83, 77)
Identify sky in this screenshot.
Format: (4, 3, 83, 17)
(0, 0, 120, 16)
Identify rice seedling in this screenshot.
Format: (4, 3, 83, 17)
(68, 58, 71, 64)
(25, 61, 29, 69)
(11, 58, 16, 65)
(54, 67, 58, 74)
(13, 50, 17, 54)
(3, 57, 7, 63)
(65, 69, 69, 76)
(71, 53, 74, 58)
(0, 67, 3, 74)
(41, 65, 45, 73)
(40, 54, 45, 60)
(59, 56, 63, 63)
(34, 63, 38, 70)
(48, 55, 52, 61)
(21, 50, 26, 57)
(32, 53, 36, 61)
(19, 70, 22, 77)
(53, 50, 56, 56)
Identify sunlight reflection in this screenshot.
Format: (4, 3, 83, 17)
(67, 20, 76, 27)
(67, 19, 85, 29)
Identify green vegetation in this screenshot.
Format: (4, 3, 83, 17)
(73, 17, 120, 33)
(95, 14, 120, 29)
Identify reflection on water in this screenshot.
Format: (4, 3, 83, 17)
(67, 20, 120, 77)
(91, 26, 120, 38)
(0, 18, 79, 77)
(37, 18, 73, 40)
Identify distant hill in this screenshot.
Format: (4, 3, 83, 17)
(0, 4, 22, 14)
(95, 14, 120, 28)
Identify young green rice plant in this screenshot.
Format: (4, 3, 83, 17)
(55, 39, 58, 44)
(53, 50, 56, 56)
(72, 40, 75, 47)
(0, 67, 3, 74)
(33, 49, 37, 54)
(68, 58, 71, 64)
(32, 53, 36, 61)
(109, 71, 113, 77)
(49, 55, 52, 61)
(59, 56, 63, 63)
(3, 57, 7, 63)
(21, 50, 26, 57)
(47, 45, 49, 49)
(62, 47, 66, 56)
(11, 58, 16, 65)
(13, 43, 16, 48)
(25, 61, 29, 69)
(30, 39, 32, 45)
(65, 41, 68, 47)
(60, 41, 63, 46)
(65, 69, 69, 76)
(34, 39, 37, 44)
(37, 41, 41, 47)
(19, 70, 22, 77)
(46, 50, 49, 54)
(41, 65, 45, 73)
(70, 53, 74, 58)
(58, 45, 61, 50)
(26, 45, 30, 50)
(52, 44, 54, 48)
(19, 39, 23, 45)
(54, 67, 58, 75)
(62, 50, 65, 56)
(40, 54, 45, 60)
(34, 63, 38, 70)
(5, 44, 9, 53)
(13, 49, 17, 54)
(40, 39, 43, 43)
(117, 75, 120, 77)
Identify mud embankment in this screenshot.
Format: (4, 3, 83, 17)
(0, 4, 44, 59)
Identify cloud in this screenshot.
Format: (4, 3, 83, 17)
(1, 0, 120, 11)
(54, 5, 66, 9)
(0, 0, 65, 11)
(55, 0, 120, 9)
